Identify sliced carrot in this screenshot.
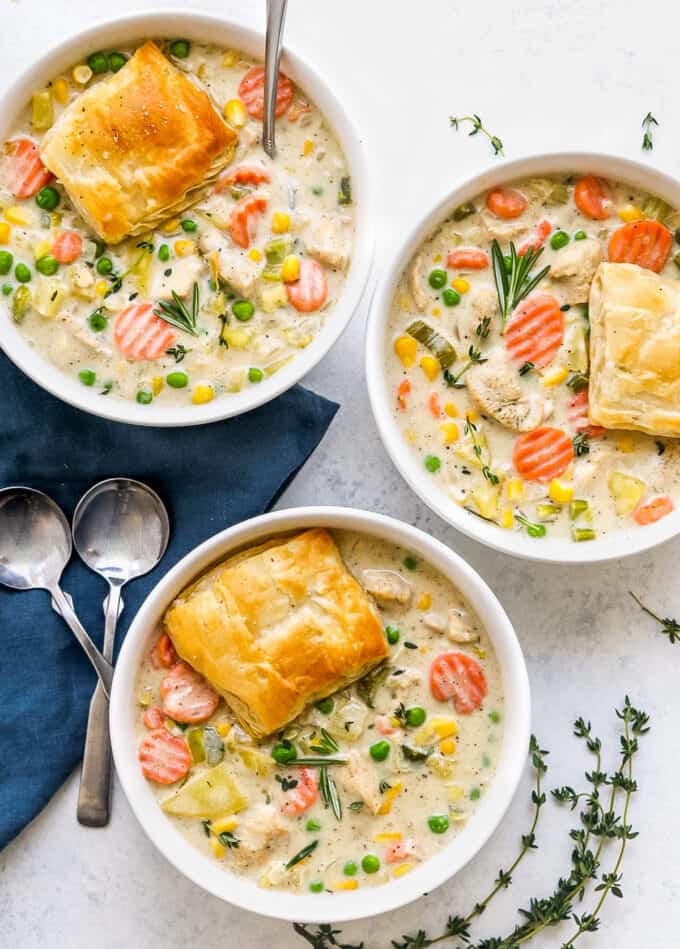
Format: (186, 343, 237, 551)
(513, 427, 574, 482)
(567, 388, 606, 438)
(287, 99, 312, 122)
(52, 231, 83, 264)
(114, 304, 176, 361)
(574, 176, 610, 220)
(385, 838, 417, 864)
(161, 662, 220, 724)
(504, 292, 564, 368)
(143, 706, 165, 730)
(281, 767, 318, 815)
(5, 137, 53, 198)
(229, 193, 267, 249)
(518, 219, 551, 256)
(238, 66, 293, 120)
(608, 219, 672, 273)
(138, 729, 192, 784)
(429, 651, 488, 714)
(428, 392, 442, 417)
(152, 632, 178, 669)
(446, 248, 489, 270)
(215, 163, 271, 192)
(396, 378, 411, 410)
(633, 496, 674, 525)
(485, 187, 527, 220)
(286, 257, 328, 312)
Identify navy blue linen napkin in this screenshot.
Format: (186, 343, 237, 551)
(0, 350, 338, 848)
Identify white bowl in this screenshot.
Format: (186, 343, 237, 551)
(110, 506, 530, 923)
(367, 151, 680, 564)
(0, 12, 373, 426)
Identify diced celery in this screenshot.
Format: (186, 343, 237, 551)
(572, 527, 596, 542)
(203, 726, 225, 766)
(187, 727, 206, 763)
(569, 499, 590, 520)
(11, 286, 32, 323)
(642, 195, 670, 222)
(32, 90, 54, 130)
(536, 503, 561, 522)
(265, 237, 292, 266)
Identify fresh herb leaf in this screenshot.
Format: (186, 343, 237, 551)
(166, 344, 190, 363)
(348, 800, 364, 813)
(275, 774, 299, 791)
(379, 780, 392, 794)
(356, 661, 390, 709)
(217, 830, 240, 849)
(655, 439, 666, 456)
(155, 282, 200, 336)
(475, 315, 492, 340)
(286, 839, 319, 870)
(401, 744, 433, 762)
(642, 111, 659, 150)
(630, 591, 680, 644)
(463, 417, 500, 485)
(201, 819, 212, 837)
(515, 513, 547, 538)
(567, 371, 589, 392)
(450, 114, 504, 156)
(403, 641, 418, 650)
(319, 765, 342, 821)
(519, 361, 535, 376)
(443, 344, 487, 387)
(394, 703, 408, 726)
(309, 728, 340, 756)
(573, 432, 591, 456)
(491, 239, 551, 330)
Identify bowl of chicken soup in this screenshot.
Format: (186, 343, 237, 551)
(367, 152, 680, 563)
(0, 12, 373, 425)
(109, 506, 530, 922)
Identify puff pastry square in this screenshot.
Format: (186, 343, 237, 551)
(40, 41, 238, 243)
(163, 529, 389, 738)
(589, 262, 680, 437)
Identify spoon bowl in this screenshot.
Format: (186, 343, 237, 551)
(0, 486, 72, 590)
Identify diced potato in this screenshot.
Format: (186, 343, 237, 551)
(564, 323, 589, 373)
(470, 482, 501, 520)
(161, 764, 247, 818)
(608, 470, 646, 516)
(260, 283, 288, 313)
(237, 747, 274, 777)
(32, 90, 54, 130)
(33, 277, 67, 317)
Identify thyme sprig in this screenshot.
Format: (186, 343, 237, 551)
(444, 346, 487, 388)
(449, 114, 504, 156)
(464, 417, 499, 485)
(491, 240, 551, 330)
(630, 591, 680, 644)
(154, 282, 200, 336)
(641, 112, 658, 150)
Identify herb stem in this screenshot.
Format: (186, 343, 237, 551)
(449, 114, 504, 156)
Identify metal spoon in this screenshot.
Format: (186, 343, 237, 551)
(0, 486, 113, 693)
(262, 0, 289, 158)
(73, 478, 169, 827)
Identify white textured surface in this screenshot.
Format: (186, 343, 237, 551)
(2, 1, 679, 946)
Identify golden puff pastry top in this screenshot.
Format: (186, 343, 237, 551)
(589, 262, 680, 437)
(163, 529, 389, 739)
(39, 41, 238, 243)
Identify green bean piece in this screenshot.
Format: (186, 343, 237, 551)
(187, 727, 206, 763)
(572, 526, 596, 542)
(453, 202, 475, 222)
(406, 319, 456, 368)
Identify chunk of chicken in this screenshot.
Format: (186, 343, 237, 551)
(232, 804, 289, 867)
(151, 256, 203, 301)
(388, 667, 421, 691)
(423, 610, 479, 643)
(338, 751, 382, 815)
(362, 569, 413, 607)
(481, 209, 529, 240)
(407, 253, 429, 311)
(550, 238, 602, 304)
(304, 213, 352, 270)
(199, 227, 260, 297)
(455, 287, 499, 343)
(466, 362, 550, 432)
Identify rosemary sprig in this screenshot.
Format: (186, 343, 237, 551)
(286, 839, 319, 870)
(630, 591, 680, 644)
(319, 765, 343, 821)
(154, 282, 200, 336)
(444, 345, 487, 388)
(309, 728, 340, 755)
(491, 239, 551, 330)
(284, 755, 348, 766)
(449, 114, 504, 156)
(641, 112, 658, 150)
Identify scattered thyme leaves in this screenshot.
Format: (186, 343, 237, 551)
(444, 345, 487, 388)
(450, 114, 504, 156)
(642, 112, 659, 150)
(630, 591, 680, 644)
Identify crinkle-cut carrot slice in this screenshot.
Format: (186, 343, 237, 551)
(608, 219, 672, 273)
(238, 66, 293, 120)
(567, 388, 606, 437)
(151, 632, 178, 669)
(281, 767, 318, 814)
(513, 426, 574, 482)
(574, 176, 610, 220)
(52, 230, 83, 264)
(485, 187, 527, 220)
(160, 662, 220, 724)
(518, 219, 552, 256)
(633, 495, 674, 525)
(504, 292, 564, 368)
(396, 378, 411, 410)
(446, 248, 489, 270)
(286, 257, 328, 312)
(229, 193, 267, 248)
(429, 651, 488, 714)
(386, 838, 417, 863)
(143, 706, 165, 730)
(138, 729, 191, 784)
(114, 304, 176, 361)
(5, 137, 53, 197)
(216, 163, 271, 192)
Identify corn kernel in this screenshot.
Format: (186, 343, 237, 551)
(431, 307, 441, 317)
(390, 716, 401, 728)
(192, 384, 214, 405)
(473, 645, 486, 660)
(333, 879, 359, 891)
(444, 402, 458, 418)
(216, 722, 232, 737)
(52, 77, 70, 105)
(373, 832, 402, 843)
(162, 218, 180, 234)
(222, 50, 237, 67)
(33, 240, 52, 260)
(211, 816, 238, 835)
(500, 507, 514, 529)
(417, 592, 432, 611)
(447, 785, 465, 801)
(542, 366, 569, 387)
(549, 479, 573, 503)
(95, 280, 108, 296)
(505, 478, 524, 502)
(281, 254, 300, 283)
(209, 838, 225, 859)
(248, 248, 263, 262)
(378, 781, 404, 816)
(452, 277, 470, 294)
(394, 334, 417, 368)
(224, 98, 247, 127)
(616, 435, 636, 453)
(0, 222, 10, 245)
(4, 206, 30, 226)
(440, 738, 457, 756)
(72, 64, 92, 85)
(271, 211, 290, 234)
(439, 422, 459, 445)
(420, 355, 439, 381)
(433, 719, 458, 739)
(405, 429, 417, 443)
(302, 139, 314, 157)
(151, 376, 163, 396)
(618, 204, 643, 223)
(174, 239, 195, 258)
(392, 863, 414, 878)
(433, 254, 442, 263)
(466, 409, 479, 423)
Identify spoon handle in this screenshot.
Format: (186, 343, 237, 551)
(77, 583, 122, 827)
(262, 0, 288, 158)
(49, 584, 113, 696)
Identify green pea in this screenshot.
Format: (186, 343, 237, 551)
(36, 255, 58, 276)
(428, 814, 449, 834)
(369, 740, 390, 762)
(482, 753, 491, 768)
(88, 310, 108, 332)
(316, 697, 334, 714)
(136, 390, 153, 404)
(442, 287, 461, 306)
(248, 367, 264, 383)
(550, 230, 570, 250)
(428, 268, 447, 290)
(489, 710, 502, 724)
(311, 185, 323, 196)
(108, 52, 127, 72)
(96, 257, 113, 275)
(181, 219, 198, 232)
(0, 250, 14, 275)
(169, 39, 191, 58)
(385, 624, 400, 645)
(574, 230, 587, 241)
(35, 186, 60, 211)
(232, 299, 255, 321)
(271, 740, 297, 764)
(15, 263, 31, 283)
(309, 880, 324, 893)
(403, 556, 418, 571)
(2, 283, 12, 295)
(87, 51, 109, 74)
(306, 819, 321, 832)
(343, 861, 358, 877)
(361, 854, 380, 874)
(167, 371, 189, 389)
(158, 244, 170, 262)
(79, 369, 96, 386)
(405, 706, 426, 727)
(424, 454, 441, 473)
(470, 787, 481, 801)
